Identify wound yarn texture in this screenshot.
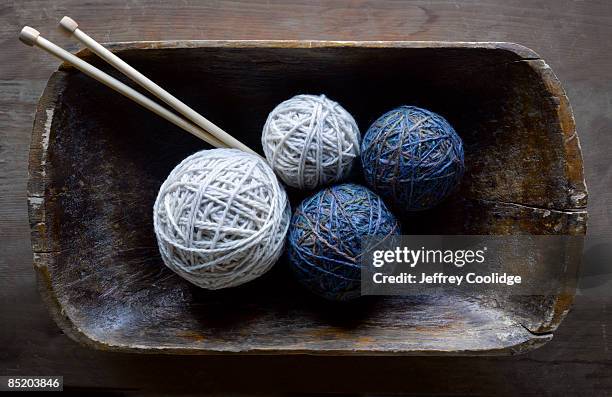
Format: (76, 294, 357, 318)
(288, 183, 400, 301)
(361, 106, 465, 212)
(153, 148, 291, 290)
(262, 94, 361, 190)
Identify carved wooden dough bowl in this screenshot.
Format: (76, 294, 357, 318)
(28, 41, 587, 355)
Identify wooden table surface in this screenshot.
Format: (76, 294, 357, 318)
(1, 0, 611, 395)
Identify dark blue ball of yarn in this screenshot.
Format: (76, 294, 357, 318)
(288, 183, 400, 301)
(361, 106, 465, 212)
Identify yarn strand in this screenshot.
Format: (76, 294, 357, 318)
(288, 183, 400, 301)
(361, 106, 465, 212)
(262, 94, 360, 190)
(154, 148, 290, 289)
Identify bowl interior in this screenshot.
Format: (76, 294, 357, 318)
(37, 44, 584, 353)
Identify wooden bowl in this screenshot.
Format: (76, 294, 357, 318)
(28, 41, 587, 355)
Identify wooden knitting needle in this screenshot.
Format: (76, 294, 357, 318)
(19, 26, 226, 149)
(59, 16, 255, 155)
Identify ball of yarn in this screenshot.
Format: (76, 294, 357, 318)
(153, 148, 291, 290)
(262, 94, 361, 190)
(288, 183, 400, 301)
(361, 106, 465, 212)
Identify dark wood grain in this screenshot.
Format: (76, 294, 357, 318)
(1, 0, 611, 394)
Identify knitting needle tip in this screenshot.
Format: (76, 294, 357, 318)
(19, 26, 40, 46)
(59, 16, 79, 33)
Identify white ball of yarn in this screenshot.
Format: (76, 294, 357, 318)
(262, 94, 361, 190)
(153, 148, 291, 290)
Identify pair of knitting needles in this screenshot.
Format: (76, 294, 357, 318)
(20, 17, 254, 154)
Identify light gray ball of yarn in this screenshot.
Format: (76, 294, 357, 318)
(262, 94, 361, 190)
(153, 148, 291, 290)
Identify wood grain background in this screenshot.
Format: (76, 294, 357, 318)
(1, 0, 611, 394)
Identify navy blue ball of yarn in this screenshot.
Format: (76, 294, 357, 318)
(288, 183, 400, 301)
(361, 106, 465, 212)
